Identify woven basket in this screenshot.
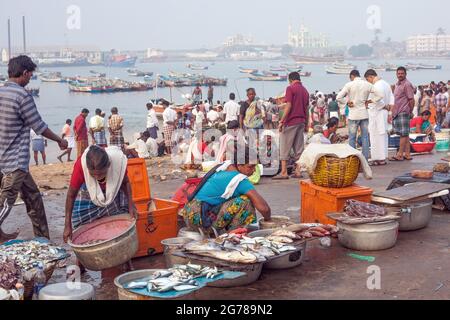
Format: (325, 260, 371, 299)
(310, 155, 360, 188)
(23, 265, 56, 300)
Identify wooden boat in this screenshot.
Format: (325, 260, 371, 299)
(417, 64, 442, 70)
(326, 67, 354, 75)
(291, 54, 344, 64)
(187, 64, 208, 70)
(239, 67, 258, 74)
(248, 74, 287, 81)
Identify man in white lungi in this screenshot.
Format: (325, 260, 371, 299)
(364, 69, 394, 166)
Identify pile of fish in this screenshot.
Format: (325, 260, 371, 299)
(344, 200, 387, 218)
(287, 224, 340, 239)
(0, 241, 62, 271)
(125, 264, 222, 293)
(184, 232, 301, 264)
(0, 258, 20, 290)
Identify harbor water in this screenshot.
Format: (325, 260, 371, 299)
(1, 58, 449, 162)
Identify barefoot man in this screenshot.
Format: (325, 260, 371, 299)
(0, 55, 68, 243)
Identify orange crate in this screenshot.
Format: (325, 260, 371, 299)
(127, 158, 151, 203)
(134, 199, 179, 257)
(300, 180, 373, 225)
(126, 158, 180, 257)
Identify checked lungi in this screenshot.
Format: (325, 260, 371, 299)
(71, 184, 129, 229)
(94, 130, 107, 147)
(163, 125, 174, 147)
(109, 131, 125, 148)
(393, 112, 411, 137)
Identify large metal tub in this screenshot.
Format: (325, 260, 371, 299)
(177, 227, 205, 241)
(161, 237, 194, 268)
(69, 214, 138, 271)
(169, 252, 263, 288)
(398, 200, 433, 231)
(337, 220, 399, 251)
(114, 269, 195, 300)
(248, 229, 306, 270)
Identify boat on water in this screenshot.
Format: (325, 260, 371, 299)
(291, 54, 344, 64)
(162, 72, 227, 87)
(40, 72, 67, 83)
(89, 70, 107, 77)
(69, 78, 153, 93)
(105, 55, 137, 68)
(417, 63, 442, 70)
(187, 64, 209, 70)
(26, 88, 40, 97)
(239, 67, 258, 74)
(331, 62, 357, 70)
(280, 63, 303, 70)
(127, 69, 154, 77)
(248, 74, 287, 81)
(367, 62, 398, 72)
(300, 71, 312, 77)
(405, 63, 420, 71)
(325, 66, 355, 75)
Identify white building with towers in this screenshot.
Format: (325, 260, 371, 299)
(288, 24, 329, 49)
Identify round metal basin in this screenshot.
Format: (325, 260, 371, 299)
(398, 200, 433, 231)
(337, 220, 399, 251)
(177, 227, 204, 241)
(161, 237, 194, 268)
(69, 214, 138, 271)
(114, 269, 195, 300)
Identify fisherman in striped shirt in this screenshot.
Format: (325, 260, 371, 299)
(0, 55, 68, 243)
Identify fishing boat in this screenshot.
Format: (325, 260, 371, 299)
(331, 62, 357, 70)
(127, 69, 154, 77)
(239, 67, 258, 74)
(248, 74, 287, 81)
(405, 63, 419, 71)
(325, 66, 355, 75)
(105, 55, 137, 68)
(367, 63, 388, 72)
(270, 66, 287, 72)
(300, 71, 312, 77)
(89, 70, 106, 77)
(187, 64, 209, 70)
(280, 63, 303, 70)
(417, 64, 442, 70)
(40, 73, 67, 83)
(26, 88, 40, 97)
(291, 54, 344, 64)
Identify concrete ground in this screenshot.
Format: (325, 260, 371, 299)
(3, 151, 450, 300)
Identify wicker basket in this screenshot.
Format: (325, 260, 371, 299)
(310, 155, 360, 188)
(23, 265, 56, 300)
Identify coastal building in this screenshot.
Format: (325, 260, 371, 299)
(407, 33, 450, 56)
(1, 49, 8, 63)
(288, 24, 329, 49)
(223, 34, 253, 47)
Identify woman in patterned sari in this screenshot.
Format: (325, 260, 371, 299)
(181, 142, 271, 236)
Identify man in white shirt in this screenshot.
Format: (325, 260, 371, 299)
(364, 69, 394, 166)
(223, 93, 240, 124)
(337, 70, 383, 159)
(203, 100, 210, 113)
(89, 108, 107, 147)
(192, 105, 206, 133)
(207, 106, 220, 126)
(126, 132, 150, 159)
(162, 100, 177, 154)
(146, 102, 159, 139)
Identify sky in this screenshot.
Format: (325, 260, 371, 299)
(0, 0, 449, 51)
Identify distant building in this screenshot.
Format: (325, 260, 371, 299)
(407, 33, 450, 56)
(1, 49, 8, 63)
(223, 34, 253, 47)
(288, 24, 329, 49)
(185, 51, 219, 60)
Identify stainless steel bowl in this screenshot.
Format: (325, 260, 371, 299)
(398, 200, 433, 231)
(161, 237, 194, 268)
(337, 220, 399, 251)
(248, 229, 306, 270)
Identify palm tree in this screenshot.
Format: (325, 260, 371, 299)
(436, 27, 446, 35)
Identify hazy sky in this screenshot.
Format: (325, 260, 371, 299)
(1, 0, 449, 51)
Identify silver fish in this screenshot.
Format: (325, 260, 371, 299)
(173, 285, 198, 291)
(125, 281, 148, 289)
(150, 270, 173, 279)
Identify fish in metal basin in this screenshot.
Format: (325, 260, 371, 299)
(125, 281, 148, 289)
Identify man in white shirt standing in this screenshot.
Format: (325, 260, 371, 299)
(146, 102, 159, 139)
(223, 93, 240, 125)
(89, 108, 107, 148)
(364, 69, 394, 166)
(337, 70, 383, 159)
(203, 100, 210, 113)
(162, 100, 177, 155)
